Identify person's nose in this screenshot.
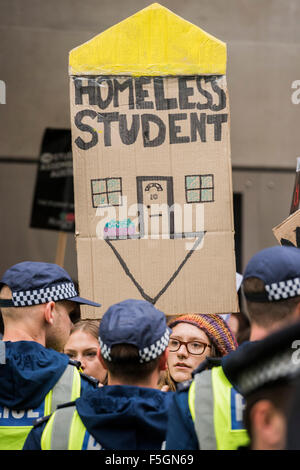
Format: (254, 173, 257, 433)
(176, 343, 189, 358)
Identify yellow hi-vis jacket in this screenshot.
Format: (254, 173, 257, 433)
(188, 366, 250, 450)
(0, 364, 82, 450)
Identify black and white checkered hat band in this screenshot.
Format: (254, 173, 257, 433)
(237, 349, 300, 396)
(265, 277, 300, 301)
(139, 328, 170, 363)
(12, 282, 78, 306)
(99, 328, 170, 364)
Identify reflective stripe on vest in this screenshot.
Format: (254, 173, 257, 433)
(44, 364, 81, 414)
(41, 406, 104, 450)
(194, 369, 217, 449)
(41, 405, 86, 450)
(188, 366, 250, 450)
(0, 364, 81, 450)
(41, 405, 100, 450)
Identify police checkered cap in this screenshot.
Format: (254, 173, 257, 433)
(222, 320, 300, 397)
(243, 246, 300, 302)
(0, 261, 101, 307)
(265, 278, 300, 301)
(99, 299, 171, 363)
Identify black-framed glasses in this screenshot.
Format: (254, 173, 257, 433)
(168, 338, 211, 355)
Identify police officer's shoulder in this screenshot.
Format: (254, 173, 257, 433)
(176, 379, 193, 392)
(192, 357, 222, 377)
(79, 371, 99, 387)
(68, 358, 81, 369)
(68, 359, 99, 387)
(222, 321, 300, 398)
(32, 401, 77, 429)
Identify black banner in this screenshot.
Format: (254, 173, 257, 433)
(30, 128, 75, 232)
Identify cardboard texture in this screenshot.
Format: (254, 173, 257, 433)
(273, 210, 300, 248)
(69, 3, 238, 317)
(290, 157, 300, 215)
(273, 158, 300, 247)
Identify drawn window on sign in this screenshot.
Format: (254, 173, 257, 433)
(185, 174, 214, 203)
(91, 177, 122, 208)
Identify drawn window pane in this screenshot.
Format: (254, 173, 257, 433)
(201, 188, 213, 202)
(92, 180, 106, 194)
(108, 192, 121, 205)
(92, 177, 122, 208)
(186, 176, 200, 190)
(201, 175, 213, 189)
(185, 174, 214, 204)
(107, 178, 121, 192)
(186, 190, 200, 203)
(93, 194, 108, 206)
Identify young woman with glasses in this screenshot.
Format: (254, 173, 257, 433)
(160, 314, 238, 391)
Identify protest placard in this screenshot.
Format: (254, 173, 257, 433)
(69, 3, 238, 316)
(30, 128, 74, 265)
(273, 157, 300, 248)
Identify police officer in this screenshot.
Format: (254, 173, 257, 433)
(223, 320, 300, 450)
(165, 246, 300, 450)
(23, 299, 174, 450)
(0, 261, 101, 450)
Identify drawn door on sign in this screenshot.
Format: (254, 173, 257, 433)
(137, 177, 174, 239)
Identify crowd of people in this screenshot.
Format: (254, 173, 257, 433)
(0, 245, 300, 450)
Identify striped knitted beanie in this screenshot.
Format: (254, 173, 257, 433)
(168, 314, 238, 357)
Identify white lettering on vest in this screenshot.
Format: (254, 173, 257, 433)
(27, 409, 40, 418)
(235, 393, 246, 422)
(86, 435, 102, 450)
(0, 407, 41, 420)
(11, 410, 25, 419)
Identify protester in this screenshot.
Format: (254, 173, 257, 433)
(23, 299, 174, 450)
(160, 314, 237, 391)
(0, 261, 101, 450)
(64, 320, 107, 384)
(223, 321, 300, 450)
(166, 245, 300, 450)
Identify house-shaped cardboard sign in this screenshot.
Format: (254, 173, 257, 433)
(69, 3, 238, 317)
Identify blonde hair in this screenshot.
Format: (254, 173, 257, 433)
(70, 319, 100, 339)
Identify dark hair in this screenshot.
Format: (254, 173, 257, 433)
(243, 277, 300, 328)
(102, 344, 161, 383)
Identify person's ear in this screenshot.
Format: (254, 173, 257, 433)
(251, 400, 286, 450)
(293, 302, 300, 320)
(97, 347, 108, 370)
(44, 301, 56, 325)
(158, 348, 169, 372)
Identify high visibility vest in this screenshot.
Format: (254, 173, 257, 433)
(188, 366, 250, 450)
(0, 364, 82, 450)
(41, 404, 102, 450)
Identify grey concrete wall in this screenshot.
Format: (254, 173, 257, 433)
(1, 0, 299, 278)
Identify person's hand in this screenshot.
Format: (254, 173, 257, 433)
(161, 385, 169, 392)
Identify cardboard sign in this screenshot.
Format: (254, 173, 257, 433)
(30, 128, 75, 232)
(290, 157, 300, 214)
(69, 3, 238, 317)
(273, 158, 300, 247)
(273, 210, 300, 247)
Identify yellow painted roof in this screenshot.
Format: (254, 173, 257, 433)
(69, 3, 226, 76)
